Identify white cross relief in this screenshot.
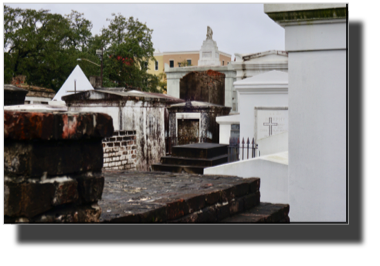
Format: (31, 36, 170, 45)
(263, 117, 278, 136)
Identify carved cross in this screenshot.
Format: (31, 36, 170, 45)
(263, 117, 278, 136)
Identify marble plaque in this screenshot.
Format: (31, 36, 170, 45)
(202, 51, 212, 58)
(255, 107, 288, 140)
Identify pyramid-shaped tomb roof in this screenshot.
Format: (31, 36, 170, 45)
(53, 65, 94, 101)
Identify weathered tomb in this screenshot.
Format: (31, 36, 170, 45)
(180, 70, 225, 106)
(63, 89, 184, 171)
(168, 101, 231, 145)
(4, 110, 114, 223)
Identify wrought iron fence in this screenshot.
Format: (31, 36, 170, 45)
(228, 137, 258, 162)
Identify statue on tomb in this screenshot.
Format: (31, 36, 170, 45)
(206, 26, 213, 40)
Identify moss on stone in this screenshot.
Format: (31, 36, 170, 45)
(267, 7, 347, 24)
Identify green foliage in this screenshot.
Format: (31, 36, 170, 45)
(178, 59, 192, 67)
(157, 72, 167, 93)
(4, 6, 95, 91)
(100, 13, 158, 91)
(4, 7, 162, 93)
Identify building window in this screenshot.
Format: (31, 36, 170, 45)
(222, 60, 224, 65)
(187, 59, 191, 66)
(170, 60, 174, 68)
(155, 61, 158, 70)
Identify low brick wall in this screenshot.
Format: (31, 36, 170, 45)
(102, 130, 137, 171)
(4, 110, 114, 223)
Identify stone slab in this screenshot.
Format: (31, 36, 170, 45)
(172, 143, 228, 159)
(5, 203, 102, 223)
(221, 202, 290, 223)
(99, 171, 260, 222)
(160, 154, 228, 167)
(4, 111, 114, 141)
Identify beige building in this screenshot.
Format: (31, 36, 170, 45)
(147, 49, 231, 76)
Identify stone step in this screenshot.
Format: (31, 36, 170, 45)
(160, 154, 228, 167)
(171, 143, 228, 159)
(221, 202, 290, 223)
(151, 164, 206, 175)
(99, 171, 261, 223)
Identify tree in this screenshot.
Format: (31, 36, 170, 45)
(99, 13, 159, 91)
(3, 6, 95, 91)
(65, 10, 93, 52)
(157, 72, 167, 93)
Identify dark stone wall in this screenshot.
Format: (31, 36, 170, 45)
(4, 89, 28, 106)
(180, 70, 225, 105)
(4, 110, 114, 223)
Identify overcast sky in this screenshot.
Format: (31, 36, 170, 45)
(5, 2, 285, 59)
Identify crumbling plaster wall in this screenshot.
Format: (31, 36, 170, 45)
(121, 101, 165, 171)
(68, 100, 165, 171)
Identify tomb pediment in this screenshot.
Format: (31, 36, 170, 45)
(234, 50, 288, 63)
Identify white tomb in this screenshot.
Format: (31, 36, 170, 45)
(216, 70, 288, 149)
(198, 26, 221, 67)
(264, 3, 347, 222)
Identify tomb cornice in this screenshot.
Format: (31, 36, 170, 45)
(264, 5, 347, 27)
(235, 85, 288, 95)
(232, 63, 288, 70)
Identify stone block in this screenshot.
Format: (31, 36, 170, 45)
(4, 140, 103, 177)
(76, 174, 104, 203)
(52, 178, 79, 206)
(4, 180, 55, 218)
(4, 111, 113, 141)
(31, 203, 102, 223)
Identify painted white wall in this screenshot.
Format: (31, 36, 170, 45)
(264, 4, 347, 222)
(235, 71, 288, 145)
(216, 114, 240, 144)
(204, 152, 289, 204)
(68, 105, 120, 131)
(25, 96, 52, 104)
(257, 131, 288, 156)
